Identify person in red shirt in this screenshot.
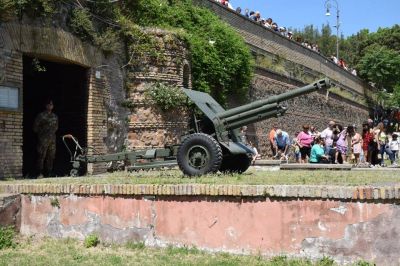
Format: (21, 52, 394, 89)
(362, 122, 374, 164)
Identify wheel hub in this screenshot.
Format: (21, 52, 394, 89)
(187, 145, 209, 169)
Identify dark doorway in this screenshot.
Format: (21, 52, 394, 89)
(23, 56, 88, 177)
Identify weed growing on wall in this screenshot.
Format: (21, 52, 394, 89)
(50, 197, 60, 208)
(69, 8, 96, 42)
(144, 82, 187, 111)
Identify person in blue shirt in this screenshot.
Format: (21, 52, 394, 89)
(310, 137, 329, 163)
(273, 129, 290, 158)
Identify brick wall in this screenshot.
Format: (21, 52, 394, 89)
(87, 69, 110, 174)
(0, 22, 191, 177)
(0, 47, 23, 178)
(0, 22, 110, 177)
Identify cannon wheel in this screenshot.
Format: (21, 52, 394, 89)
(219, 153, 252, 174)
(177, 133, 222, 176)
(70, 168, 79, 177)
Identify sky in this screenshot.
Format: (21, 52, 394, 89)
(231, 0, 400, 37)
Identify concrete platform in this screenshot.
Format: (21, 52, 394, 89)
(280, 163, 352, 170)
(352, 167, 400, 171)
(253, 160, 281, 166)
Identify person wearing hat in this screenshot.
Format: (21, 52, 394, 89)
(287, 31, 293, 40)
(279, 27, 287, 37)
(273, 129, 290, 159)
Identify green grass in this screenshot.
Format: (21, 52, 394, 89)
(0, 237, 374, 266)
(1, 168, 400, 187)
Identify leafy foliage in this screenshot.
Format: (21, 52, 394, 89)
(295, 23, 400, 106)
(0, 226, 16, 250)
(69, 8, 96, 42)
(4, 0, 253, 106)
(120, 0, 253, 105)
(144, 82, 187, 111)
(357, 44, 400, 91)
(388, 85, 400, 107)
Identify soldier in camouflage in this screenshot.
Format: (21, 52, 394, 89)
(33, 99, 58, 177)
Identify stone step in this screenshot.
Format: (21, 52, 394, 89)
(280, 163, 352, 170)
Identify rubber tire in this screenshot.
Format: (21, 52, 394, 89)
(219, 153, 252, 174)
(177, 133, 222, 176)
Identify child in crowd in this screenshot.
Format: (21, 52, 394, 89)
(388, 133, 399, 166)
(291, 132, 301, 163)
(349, 125, 362, 165)
(249, 141, 261, 164)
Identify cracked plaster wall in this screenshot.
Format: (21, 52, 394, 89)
(19, 194, 400, 265)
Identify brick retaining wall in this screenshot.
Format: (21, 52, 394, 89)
(0, 183, 399, 201)
(1, 182, 399, 264)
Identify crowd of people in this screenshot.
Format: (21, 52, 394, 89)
(266, 120, 400, 166)
(213, 0, 358, 76)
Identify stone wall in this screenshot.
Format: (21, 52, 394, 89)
(2, 182, 400, 265)
(247, 74, 369, 157)
(0, 21, 190, 178)
(195, 0, 375, 100)
(125, 29, 190, 149)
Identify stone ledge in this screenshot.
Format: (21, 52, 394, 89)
(1, 184, 399, 201)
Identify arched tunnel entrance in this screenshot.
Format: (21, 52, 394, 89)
(23, 55, 89, 177)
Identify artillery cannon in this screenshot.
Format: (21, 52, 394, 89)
(63, 78, 330, 177)
(177, 78, 331, 176)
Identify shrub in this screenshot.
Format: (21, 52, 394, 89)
(84, 234, 100, 248)
(144, 82, 187, 111)
(0, 226, 16, 249)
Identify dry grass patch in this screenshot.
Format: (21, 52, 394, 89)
(0, 236, 374, 266)
(2, 168, 400, 187)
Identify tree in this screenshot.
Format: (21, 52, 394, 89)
(388, 85, 400, 107)
(357, 44, 400, 92)
(318, 24, 335, 56)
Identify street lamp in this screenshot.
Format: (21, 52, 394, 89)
(325, 0, 340, 60)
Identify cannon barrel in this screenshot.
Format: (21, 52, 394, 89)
(217, 78, 331, 120)
(225, 107, 287, 130)
(222, 103, 278, 124)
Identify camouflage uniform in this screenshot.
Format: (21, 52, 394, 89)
(33, 111, 58, 176)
